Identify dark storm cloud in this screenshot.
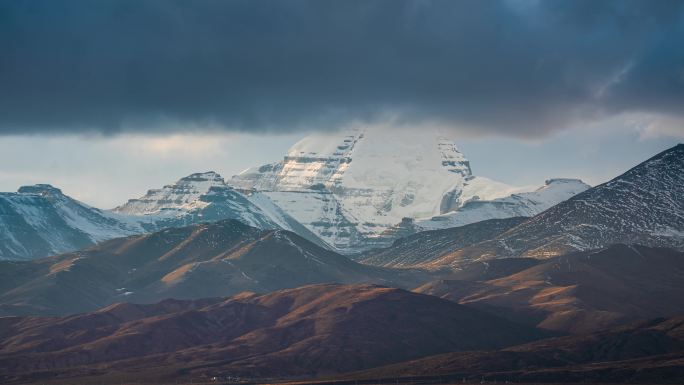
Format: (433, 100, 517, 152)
(0, 0, 683, 136)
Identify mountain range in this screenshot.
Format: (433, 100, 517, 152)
(0, 220, 431, 317)
(0, 137, 682, 384)
(415, 244, 684, 334)
(347, 315, 684, 384)
(0, 284, 546, 384)
(360, 144, 684, 269)
(229, 128, 591, 251)
(0, 172, 322, 260)
(0, 130, 593, 261)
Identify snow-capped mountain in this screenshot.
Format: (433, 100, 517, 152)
(417, 178, 590, 230)
(231, 128, 474, 251)
(0, 172, 322, 261)
(0, 185, 142, 260)
(114, 171, 227, 216)
(113, 171, 325, 246)
(114, 172, 282, 229)
(0, 131, 591, 260)
(229, 128, 586, 252)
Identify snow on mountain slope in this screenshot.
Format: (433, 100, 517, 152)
(0, 173, 322, 261)
(0, 131, 591, 260)
(113, 171, 325, 244)
(114, 171, 226, 216)
(429, 144, 684, 266)
(114, 171, 275, 228)
(331, 130, 472, 222)
(418, 178, 591, 230)
(229, 128, 569, 252)
(0, 185, 142, 260)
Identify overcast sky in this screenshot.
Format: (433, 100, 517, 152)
(0, 0, 682, 207)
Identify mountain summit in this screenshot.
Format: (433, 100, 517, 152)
(114, 171, 227, 215)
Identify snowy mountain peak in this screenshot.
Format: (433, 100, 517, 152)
(108, 171, 326, 248)
(115, 171, 228, 215)
(543, 178, 586, 187)
(17, 184, 65, 198)
(229, 128, 524, 251)
(535, 178, 591, 195)
(178, 171, 225, 184)
(437, 137, 472, 177)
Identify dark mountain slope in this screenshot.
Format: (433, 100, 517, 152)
(359, 217, 527, 268)
(416, 244, 684, 333)
(0, 220, 429, 316)
(0, 284, 545, 384)
(348, 316, 684, 384)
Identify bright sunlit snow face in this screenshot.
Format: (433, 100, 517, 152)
(233, 126, 478, 235)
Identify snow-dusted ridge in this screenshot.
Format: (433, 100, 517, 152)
(0, 172, 324, 260)
(422, 143, 684, 265)
(417, 178, 591, 231)
(114, 171, 226, 216)
(112, 171, 320, 238)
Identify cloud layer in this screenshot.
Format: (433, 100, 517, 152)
(1, 0, 683, 136)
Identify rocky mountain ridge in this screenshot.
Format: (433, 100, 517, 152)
(429, 143, 684, 265)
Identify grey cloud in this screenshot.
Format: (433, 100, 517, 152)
(0, 0, 683, 136)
